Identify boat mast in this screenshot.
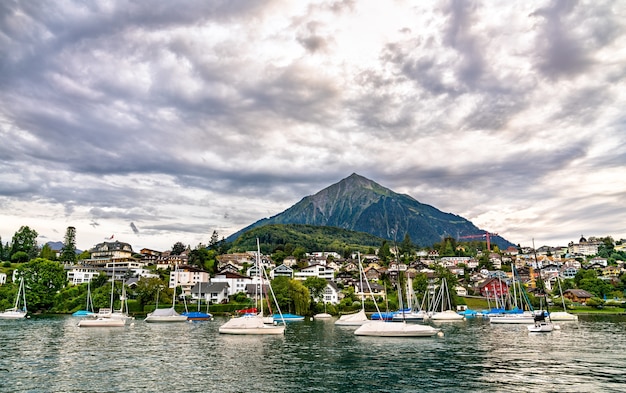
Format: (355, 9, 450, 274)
(109, 265, 115, 311)
(21, 277, 27, 312)
(257, 238, 263, 316)
(357, 252, 365, 312)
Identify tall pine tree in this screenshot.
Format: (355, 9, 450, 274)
(60, 226, 77, 263)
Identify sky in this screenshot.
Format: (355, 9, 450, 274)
(1, 0, 625, 253)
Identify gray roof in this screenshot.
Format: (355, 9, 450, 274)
(191, 282, 229, 293)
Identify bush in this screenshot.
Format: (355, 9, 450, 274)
(585, 297, 605, 308)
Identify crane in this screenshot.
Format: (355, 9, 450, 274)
(458, 231, 498, 251)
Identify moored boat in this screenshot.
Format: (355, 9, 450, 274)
(182, 311, 213, 321)
(0, 277, 27, 320)
(354, 320, 441, 337)
(78, 317, 126, 328)
(273, 313, 304, 322)
(145, 307, 188, 323)
(548, 311, 578, 321)
(219, 238, 286, 335)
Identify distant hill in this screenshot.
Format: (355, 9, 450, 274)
(229, 224, 386, 254)
(226, 173, 514, 249)
(45, 241, 82, 254)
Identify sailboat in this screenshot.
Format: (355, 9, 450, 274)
(0, 276, 28, 319)
(219, 239, 286, 335)
(525, 239, 558, 333)
(78, 269, 126, 327)
(72, 280, 96, 317)
(182, 282, 213, 321)
(548, 278, 578, 321)
(488, 264, 535, 324)
(145, 267, 188, 323)
(392, 277, 428, 321)
(313, 302, 332, 319)
(430, 278, 464, 321)
(335, 252, 370, 326)
(354, 266, 441, 337)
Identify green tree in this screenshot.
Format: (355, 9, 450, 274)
(20, 258, 67, 310)
(271, 276, 292, 312)
(10, 226, 39, 260)
(399, 233, 415, 261)
(272, 250, 287, 265)
(171, 242, 186, 255)
(291, 279, 311, 315)
(39, 244, 57, 260)
(77, 250, 91, 260)
(134, 277, 167, 309)
(11, 251, 29, 263)
(293, 246, 307, 260)
(378, 240, 392, 264)
(188, 245, 209, 268)
(60, 226, 77, 263)
(208, 230, 219, 249)
(303, 277, 328, 302)
(0, 236, 4, 261)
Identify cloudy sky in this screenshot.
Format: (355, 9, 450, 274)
(1, 0, 625, 252)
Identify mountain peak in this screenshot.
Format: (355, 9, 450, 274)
(227, 174, 512, 248)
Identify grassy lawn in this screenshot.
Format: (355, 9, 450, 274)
(460, 297, 626, 314)
(569, 306, 626, 314)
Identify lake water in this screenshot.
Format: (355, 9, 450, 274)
(1, 315, 626, 392)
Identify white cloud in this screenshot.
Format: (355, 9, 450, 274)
(1, 0, 625, 251)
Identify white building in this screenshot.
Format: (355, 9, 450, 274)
(170, 265, 211, 297)
(212, 271, 254, 296)
(294, 264, 335, 281)
(321, 282, 341, 305)
(66, 266, 101, 285)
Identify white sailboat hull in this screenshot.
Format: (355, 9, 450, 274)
(219, 315, 285, 335)
(78, 318, 126, 327)
(0, 309, 27, 319)
(392, 311, 428, 321)
(548, 312, 578, 321)
(335, 309, 369, 326)
(145, 307, 188, 323)
(489, 312, 535, 324)
(354, 321, 440, 337)
(145, 315, 188, 323)
(431, 310, 465, 321)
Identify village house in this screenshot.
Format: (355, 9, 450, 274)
(216, 253, 254, 271)
(319, 281, 341, 305)
(155, 250, 188, 270)
(190, 282, 229, 304)
(364, 266, 382, 282)
(355, 281, 386, 301)
(282, 256, 298, 267)
(335, 271, 355, 286)
(561, 266, 578, 279)
(212, 271, 253, 296)
(270, 264, 294, 279)
(170, 265, 210, 297)
(568, 235, 602, 256)
(563, 289, 594, 304)
(478, 277, 509, 298)
(294, 263, 335, 281)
